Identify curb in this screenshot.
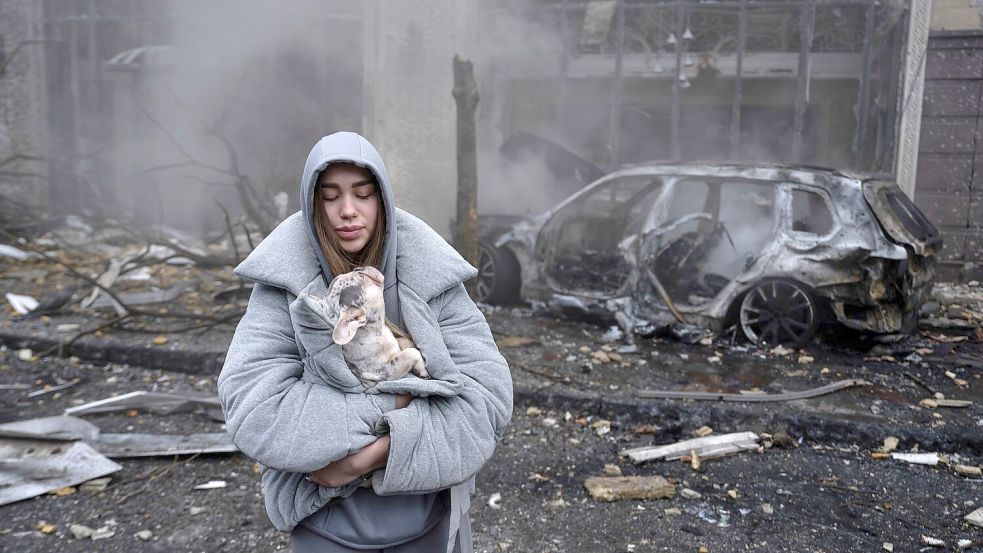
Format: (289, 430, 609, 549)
(515, 388, 983, 456)
(0, 328, 226, 375)
(3, 327, 980, 456)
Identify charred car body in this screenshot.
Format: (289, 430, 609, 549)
(478, 162, 941, 346)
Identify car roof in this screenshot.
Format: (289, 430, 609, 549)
(612, 160, 885, 189)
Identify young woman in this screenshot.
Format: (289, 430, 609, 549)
(218, 132, 513, 553)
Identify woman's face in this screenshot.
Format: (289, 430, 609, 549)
(317, 163, 380, 254)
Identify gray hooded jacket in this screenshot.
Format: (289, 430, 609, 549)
(218, 132, 513, 552)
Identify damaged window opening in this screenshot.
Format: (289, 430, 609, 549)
(791, 188, 834, 236)
(653, 179, 775, 307)
(541, 175, 663, 295)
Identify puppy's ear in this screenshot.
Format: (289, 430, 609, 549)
(332, 307, 367, 345)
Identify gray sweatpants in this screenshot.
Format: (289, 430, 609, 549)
(290, 510, 470, 553)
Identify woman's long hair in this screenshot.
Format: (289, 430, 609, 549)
(312, 165, 405, 338)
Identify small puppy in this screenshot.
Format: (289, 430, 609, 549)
(302, 266, 428, 387)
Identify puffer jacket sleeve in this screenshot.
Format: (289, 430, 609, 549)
(218, 283, 394, 473)
(370, 283, 513, 494)
(260, 465, 362, 531)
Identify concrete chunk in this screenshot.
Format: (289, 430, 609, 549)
(583, 476, 675, 502)
(966, 507, 983, 528)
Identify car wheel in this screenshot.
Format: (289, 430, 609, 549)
(738, 278, 818, 347)
(476, 241, 521, 305)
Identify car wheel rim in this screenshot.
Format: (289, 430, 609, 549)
(476, 246, 495, 302)
(739, 280, 815, 346)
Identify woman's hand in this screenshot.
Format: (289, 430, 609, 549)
(394, 394, 412, 409)
(308, 435, 391, 487)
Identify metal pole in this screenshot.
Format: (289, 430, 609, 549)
(792, 1, 815, 162)
(730, 0, 747, 161)
(853, 0, 876, 170)
(609, 0, 626, 168)
(558, 0, 571, 138)
(671, 1, 685, 159)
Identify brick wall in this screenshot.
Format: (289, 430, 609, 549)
(918, 32, 983, 281)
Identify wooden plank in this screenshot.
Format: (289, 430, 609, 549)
(620, 431, 759, 464)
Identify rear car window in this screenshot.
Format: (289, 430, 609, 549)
(791, 189, 834, 235)
(883, 189, 939, 242)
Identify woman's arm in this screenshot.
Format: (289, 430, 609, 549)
(217, 283, 396, 473)
(370, 283, 514, 494)
(306, 395, 411, 486)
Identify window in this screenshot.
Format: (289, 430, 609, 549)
(791, 189, 834, 235)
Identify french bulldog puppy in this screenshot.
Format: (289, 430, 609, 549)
(301, 266, 428, 387)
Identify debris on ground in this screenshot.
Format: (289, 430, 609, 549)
(94, 432, 235, 458)
(921, 535, 945, 547)
(603, 464, 623, 477)
(0, 415, 100, 441)
(620, 432, 760, 464)
(496, 335, 538, 348)
(0, 439, 122, 506)
(192, 480, 227, 490)
(891, 452, 939, 466)
(487, 493, 502, 509)
(953, 465, 982, 477)
(5, 292, 38, 315)
(966, 508, 983, 528)
(680, 488, 702, 500)
(636, 379, 868, 402)
(65, 391, 221, 416)
(583, 476, 674, 501)
(693, 426, 713, 437)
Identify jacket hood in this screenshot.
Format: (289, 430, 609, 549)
(299, 132, 401, 325)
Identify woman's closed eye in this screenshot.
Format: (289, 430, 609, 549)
(322, 192, 374, 202)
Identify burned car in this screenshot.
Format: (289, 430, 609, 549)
(478, 162, 941, 346)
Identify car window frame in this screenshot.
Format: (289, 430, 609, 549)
(782, 184, 842, 243)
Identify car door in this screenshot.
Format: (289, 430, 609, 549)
(635, 177, 779, 316)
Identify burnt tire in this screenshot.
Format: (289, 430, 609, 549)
(476, 241, 521, 305)
(738, 278, 818, 347)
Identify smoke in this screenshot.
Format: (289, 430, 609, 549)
(97, 0, 362, 234)
(29, 0, 906, 235)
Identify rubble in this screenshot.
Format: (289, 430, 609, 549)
(620, 432, 760, 464)
(193, 480, 227, 490)
(0, 439, 122, 506)
(965, 508, 983, 528)
(0, 244, 37, 260)
(94, 432, 235, 458)
(583, 476, 675, 502)
(5, 293, 38, 315)
(954, 465, 982, 477)
(65, 391, 222, 416)
(637, 379, 867, 402)
(891, 452, 939, 466)
(680, 488, 702, 500)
